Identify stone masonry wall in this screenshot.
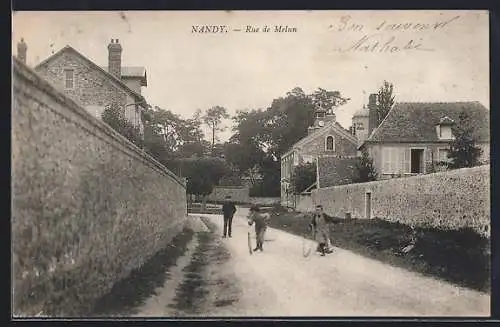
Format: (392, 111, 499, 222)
(35, 52, 128, 110)
(300, 125, 358, 158)
(312, 165, 490, 237)
(207, 186, 250, 203)
(12, 58, 187, 316)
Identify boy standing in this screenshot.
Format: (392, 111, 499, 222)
(222, 195, 236, 238)
(247, 205, 270, 252)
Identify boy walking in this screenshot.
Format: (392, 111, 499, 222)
(247, 205, 270, 252)
(308, 205, 340, 256)
(222, 195, 236, 238)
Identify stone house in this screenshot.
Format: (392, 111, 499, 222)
(360, 101, 490, 179)
(16, 38, 148, 135)
(280, 106, 358, 206)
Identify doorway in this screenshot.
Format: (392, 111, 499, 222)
(411, 149, 424, 174)
(365, 192, 372, 219)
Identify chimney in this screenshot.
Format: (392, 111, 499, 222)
(107, 38, 122, 79)
(17, 38, 27, 64)
(367, 93, 378, 136)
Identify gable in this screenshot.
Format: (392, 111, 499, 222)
(35, 47, 144, 102)
(295, 122, 357, 150)
(366, 101, 490, 143)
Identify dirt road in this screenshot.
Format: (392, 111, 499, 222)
(134, 208, 490, 317)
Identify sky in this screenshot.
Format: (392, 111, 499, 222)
(12, 10, 489, 141)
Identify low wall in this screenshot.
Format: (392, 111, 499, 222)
(207, 186, 250, 203)
(295, 194, 315, 212)
(312, 165, 490, 237)
(12, 58, 187, 316)
(249, 197, 281, 206)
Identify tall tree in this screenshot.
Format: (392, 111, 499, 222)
(353, 147, 378, 183)
(230, 87, 349, 196)
(376, 81, 395, 125)
(448, 111, 483, 169)
(202, 106, 230, 155)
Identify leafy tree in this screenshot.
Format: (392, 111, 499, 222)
(291, 162, 317, 194)
(376, 80, 395, 125)
(353, 147, 378, 183)
(179, 157, 231, 210)
(448, 111, 483, 169)
(102, 103, 144, 148)
(310, 87, 350, 114)
(202, 106, 230, 155)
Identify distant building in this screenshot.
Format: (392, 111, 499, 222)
(360, 101, 490, 179)
(18, 38, 148, 135)
(280, 105, 358, 207)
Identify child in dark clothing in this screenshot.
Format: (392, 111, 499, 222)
(247, 205, 270, 252)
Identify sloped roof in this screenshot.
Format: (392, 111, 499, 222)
(35, 46, 146, 103)
(99, 66, 147, 86)
(365, 101, 489, 143)
(282, 120, 358, 158)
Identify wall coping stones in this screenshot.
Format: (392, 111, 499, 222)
(13, 57, 185, 188)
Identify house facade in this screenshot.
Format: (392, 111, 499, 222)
(280, 107, 358, 206)
(360, 101, 490, 179)
(22, 39, 148, 135)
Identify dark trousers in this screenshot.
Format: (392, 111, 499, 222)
(223, 215, 233, 237)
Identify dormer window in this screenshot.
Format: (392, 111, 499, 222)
(436, 116, 455, 140)
(316, 111, 325, 119)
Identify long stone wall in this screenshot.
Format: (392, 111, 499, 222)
(12, 58, 187, 316)
(312, 165, 490, 237)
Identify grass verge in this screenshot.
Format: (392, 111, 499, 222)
(267, 211, 490, 293)
(89, 227, 195, 316)
(168, 217, 238, 315)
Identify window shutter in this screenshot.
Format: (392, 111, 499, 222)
(383, 147, 390, 173)
(403, 148, 410, 173)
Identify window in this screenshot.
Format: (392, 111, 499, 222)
(64, 69, 75, 89)
(438, 125, 453, 140)
(357, 122, 364, 130)
(325, 135, 335, 151)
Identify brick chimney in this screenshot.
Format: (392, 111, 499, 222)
(107, 38, 122, 79)
(367, 93, 378, 137)
(17, 38, 27, 64)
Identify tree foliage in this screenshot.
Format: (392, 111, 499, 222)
(101, 103, 144, 148)
(291, 162, 317, 194)
(353, 147, 378, 183)
(448, 111, 483, 169)
(179, 157, 231, 196)
(230, 87, 349, 196)
(376, 81, 395, 125)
